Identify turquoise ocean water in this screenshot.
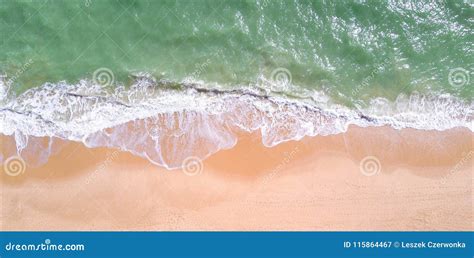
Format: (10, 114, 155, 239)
(1, 0, 472, 102)
(0, 0, 473, 168)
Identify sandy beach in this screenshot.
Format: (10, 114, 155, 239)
(1, 125, 472, 231)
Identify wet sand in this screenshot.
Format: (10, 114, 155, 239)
(1, 126, 472, 230)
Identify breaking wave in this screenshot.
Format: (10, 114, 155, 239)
(0, 75, 472, 169)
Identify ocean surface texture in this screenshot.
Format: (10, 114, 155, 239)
(0, 0, 472, 168)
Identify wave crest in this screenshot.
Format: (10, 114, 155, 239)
(0, 76, 472, 168)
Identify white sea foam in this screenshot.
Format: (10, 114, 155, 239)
(0, 76, 472, 168)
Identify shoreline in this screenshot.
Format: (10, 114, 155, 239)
(1, 125, 473, 230)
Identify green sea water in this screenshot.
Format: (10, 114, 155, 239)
(1, 0, 473, 105)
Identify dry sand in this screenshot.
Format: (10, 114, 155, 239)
(1, 125, 472, 230)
